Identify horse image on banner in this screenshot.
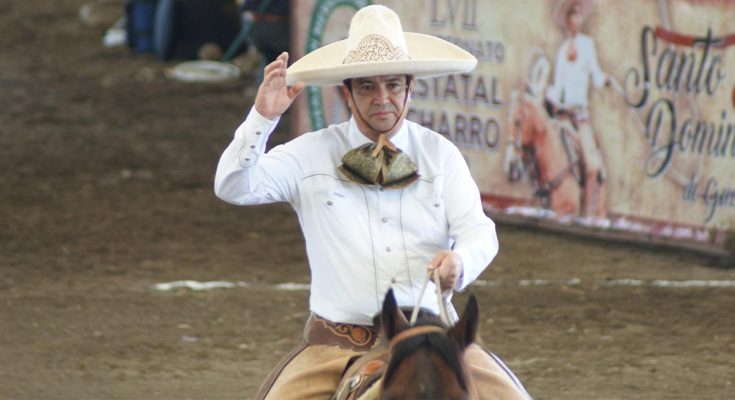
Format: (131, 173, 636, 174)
(504, 50, 586, 219)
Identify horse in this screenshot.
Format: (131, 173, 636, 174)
(504, 88, 583, 217)
(334, 288, 479, 400)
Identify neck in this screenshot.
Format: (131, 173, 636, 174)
(355, 117, 404, 142)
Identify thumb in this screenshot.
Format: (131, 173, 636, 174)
(288, 82, 305, 100)
(427, 252, 448, 274)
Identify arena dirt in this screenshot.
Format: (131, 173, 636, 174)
(1, 2, 734, 399)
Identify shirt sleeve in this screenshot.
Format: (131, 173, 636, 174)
(586, 38, 607, 88)
(545, 44, 566, 104)
(442, 146, 499, 291)
(213, 107, 300, 206)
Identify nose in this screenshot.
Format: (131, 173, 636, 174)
(373, 84, 391, 103)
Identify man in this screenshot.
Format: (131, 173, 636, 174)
(215, 5, 529, 399)
(546, 0, 610, 221)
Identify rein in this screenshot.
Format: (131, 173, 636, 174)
(409, 268, 452, 327)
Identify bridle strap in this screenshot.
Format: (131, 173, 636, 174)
(409, 268, 452, 327)
(389, 325, 446, 349)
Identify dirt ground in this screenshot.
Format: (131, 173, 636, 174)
(2, 1, 734, 399)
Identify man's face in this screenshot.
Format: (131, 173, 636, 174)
(344, 74, 411, 134)
(566, 4, 583, 34)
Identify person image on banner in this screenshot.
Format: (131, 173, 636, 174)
(545, 0, 611, 220)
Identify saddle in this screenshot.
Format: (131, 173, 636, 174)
(332, 344, 389, 400)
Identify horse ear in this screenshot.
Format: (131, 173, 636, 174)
(449, 294, 479, 351)
(381, 289, 409, 340)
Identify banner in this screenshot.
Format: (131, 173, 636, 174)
(290, 0, 735, 257)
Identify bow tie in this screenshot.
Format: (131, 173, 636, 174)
(339, 134, 419, 189)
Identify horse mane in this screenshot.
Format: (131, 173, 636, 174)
(382, 321, 469, 392)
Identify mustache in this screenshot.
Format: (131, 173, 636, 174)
(369, 105, 397, 113)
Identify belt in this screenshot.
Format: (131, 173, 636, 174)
(304, 314, 377, 351)
(248, 12, 288, 23)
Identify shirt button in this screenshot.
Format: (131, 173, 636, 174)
(250, 145, 256, 149)
(391, 278, 397, 284)
(433, 203, 441, 207)
(386, 246, 391, 252)
(381, 217, 388, 223)
(255, 131, 262, 135)
(326, 200, 333, 206)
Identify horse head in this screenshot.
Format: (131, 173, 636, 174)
(379, 289, 479, 400)
(504, 89, 534, 182)
(504, 49, 552, 183)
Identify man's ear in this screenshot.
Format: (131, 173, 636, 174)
(448, 294, 479, 351)
(340, 84, 353, 110)
(381, 289, 409, 340)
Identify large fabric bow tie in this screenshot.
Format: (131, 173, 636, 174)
(339, 134, 419, 189)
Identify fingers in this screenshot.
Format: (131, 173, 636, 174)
(263, 52, 289, 85)
(264, 52, 288, 73)
(427, 252, 445, 272)
(254, 52, 302, 119)
(427, 251, 460, 292)
(287, 82, 305, 100)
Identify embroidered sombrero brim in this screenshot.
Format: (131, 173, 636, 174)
(286, 32, 476, 87)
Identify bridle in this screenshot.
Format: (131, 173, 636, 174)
(380, 272, 468, 398)
(410, 268, 452, 327)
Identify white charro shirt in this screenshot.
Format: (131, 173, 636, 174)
(546, 33, 606, 108)
(214, 108, 498, 325)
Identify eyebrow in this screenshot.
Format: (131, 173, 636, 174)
(354, 76, 404, 84)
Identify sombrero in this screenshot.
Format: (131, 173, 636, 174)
(552, 0, 600, 28)
(286, 5, 477, 87)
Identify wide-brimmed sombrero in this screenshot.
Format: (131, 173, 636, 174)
(552, 0, 600, 28)
(286, 5, 477, 86)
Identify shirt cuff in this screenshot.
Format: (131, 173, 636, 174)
(235, 107, 280, 140)
(233, 108, 281, 167)
(452, 250, 467, 291)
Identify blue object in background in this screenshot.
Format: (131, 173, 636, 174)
(126, 0, 158, 52)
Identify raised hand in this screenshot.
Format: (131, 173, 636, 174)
(254, 52, 305, 120)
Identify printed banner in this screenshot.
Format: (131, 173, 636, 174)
(290, 0, 735, 255)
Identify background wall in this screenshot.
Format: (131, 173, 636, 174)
(291, 0, 735, 257)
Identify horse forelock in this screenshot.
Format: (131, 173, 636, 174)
(383, 326, 469, 393)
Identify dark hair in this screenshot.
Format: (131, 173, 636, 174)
(342, 75, 414, 93)
(566, 2, 581, 19)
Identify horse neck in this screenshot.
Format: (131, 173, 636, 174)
(524, 99, 547, 144)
